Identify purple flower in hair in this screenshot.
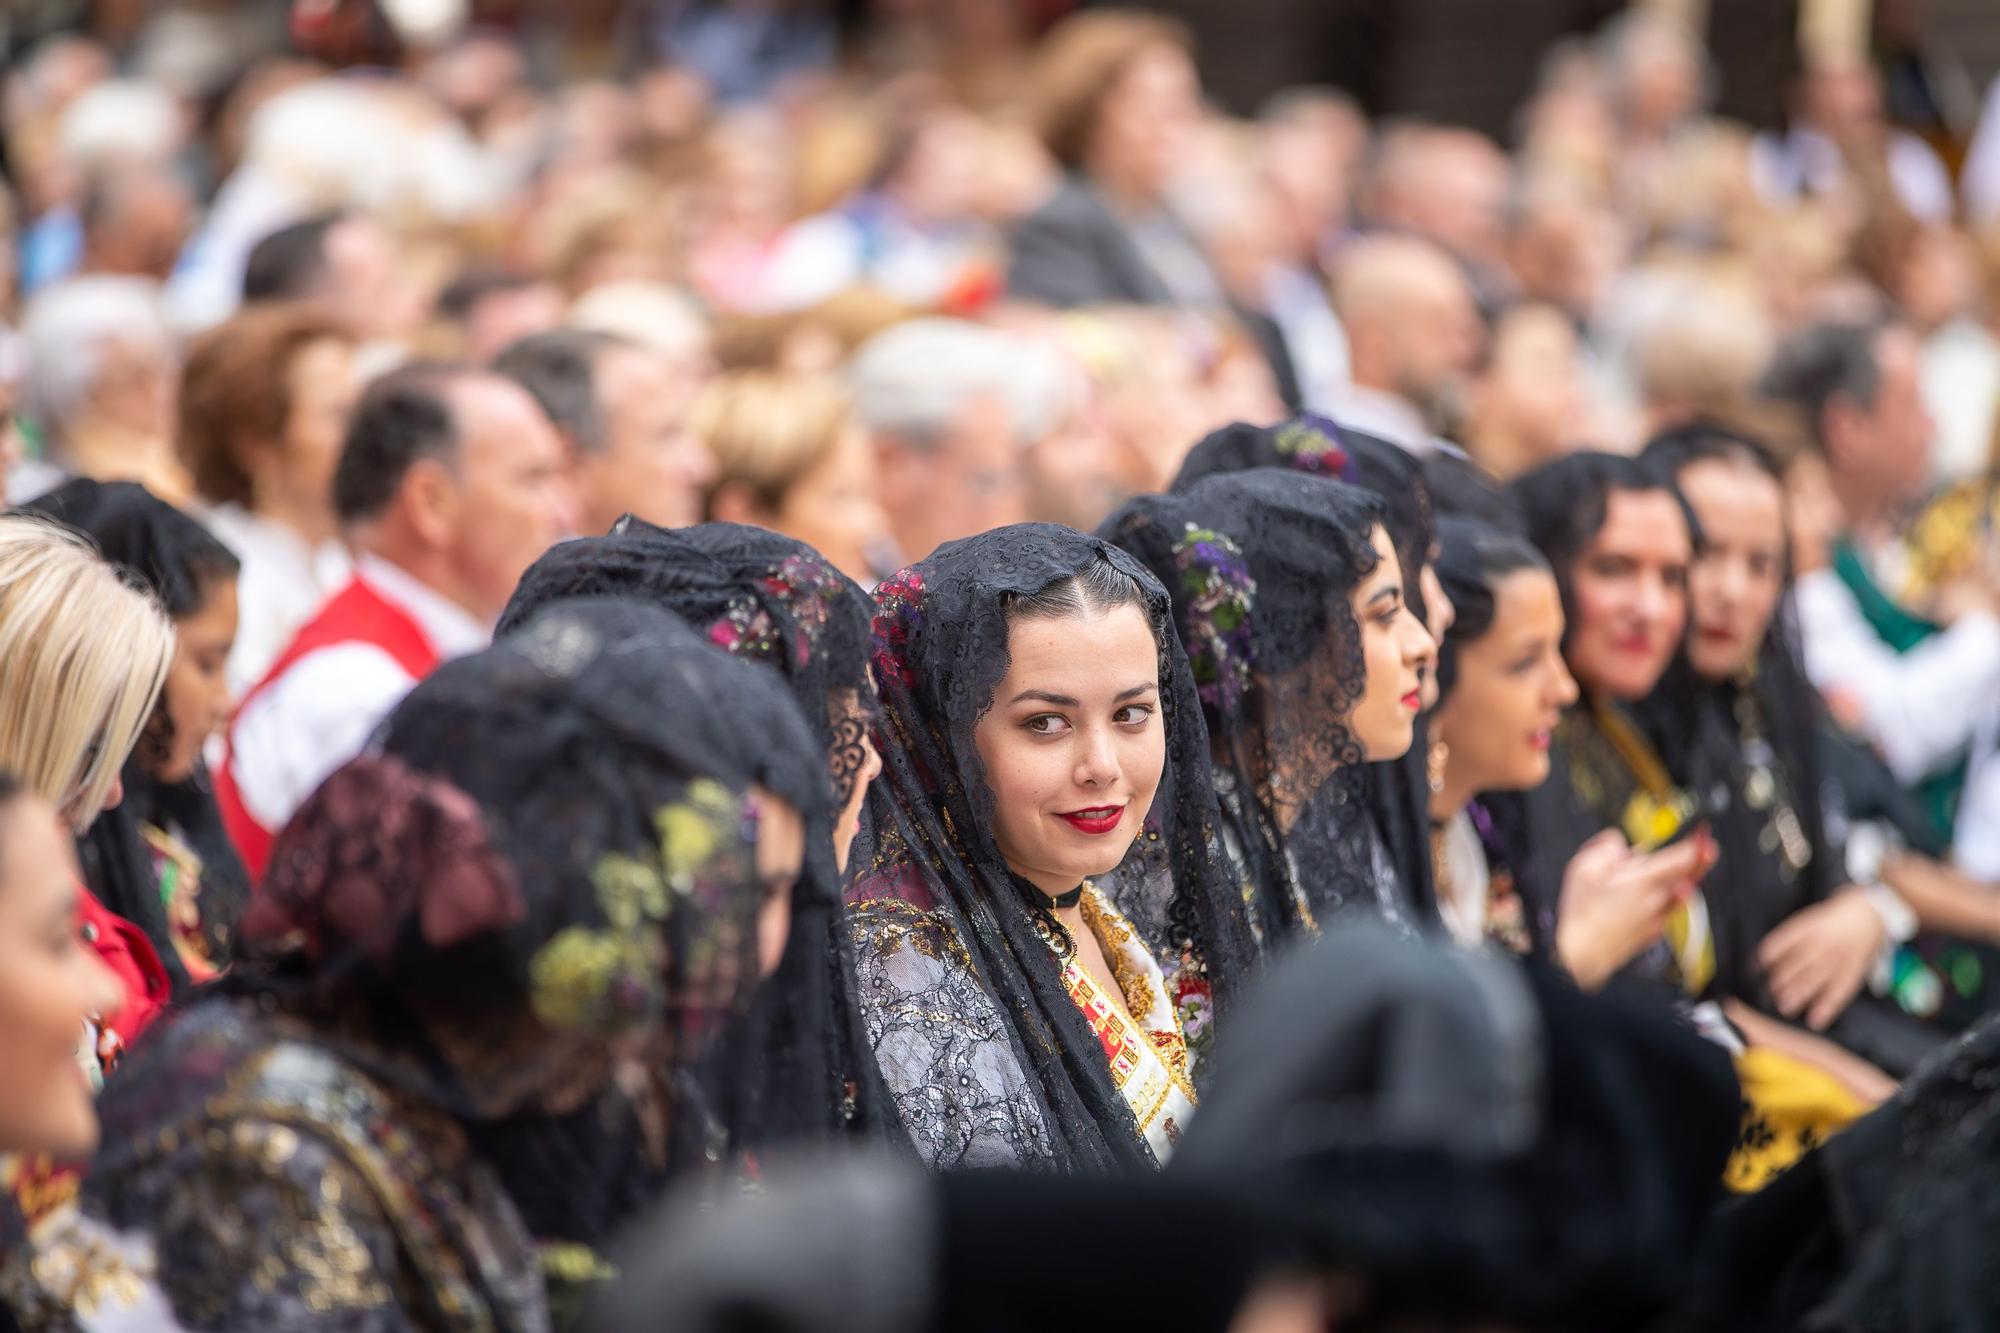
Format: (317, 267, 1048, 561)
(1172, 525, 1256, 714)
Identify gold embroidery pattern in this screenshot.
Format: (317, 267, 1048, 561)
(847, 896, 975, 972)
(1050, 887, 1199, 1107)
(1080, 885, 1156, 1025)
(28, 1225, 150, 1318)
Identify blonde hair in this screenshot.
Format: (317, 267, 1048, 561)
(0, 517, 174, 827)
(691, 373, 855, 513)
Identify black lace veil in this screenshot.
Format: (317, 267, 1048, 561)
(233, 596, 820, 1115)
(1169, 415, 1441, 929)
(500, 519, 878, 806)
(498, 525, 892, 1156)
(1103, 469, 1407, 942)
(1333, 426, 1447, 928)
(848, 523, 1257, 1170)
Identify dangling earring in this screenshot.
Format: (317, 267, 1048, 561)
(1428, 737, 1450, 795)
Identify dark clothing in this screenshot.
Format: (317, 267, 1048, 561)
(1005, 176, 1301, 407)
(1007, 176, 1212, 309)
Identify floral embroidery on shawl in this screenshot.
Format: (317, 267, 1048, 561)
(1041, 887, 1199, 1159)
(530, 778, 749, 1036)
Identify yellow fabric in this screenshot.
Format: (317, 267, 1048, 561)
(1596, 707, 1718, 996)
(1724, 1046, 1869, 1193)
(1584, 703, 1860, 1192)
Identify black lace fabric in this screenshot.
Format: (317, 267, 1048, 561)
(3, 599, 805, 1329)
(501, 520, 878, 806)
(1171, 416, 1442, 929)
(499, 521, 892, 1152)
(847, 524, 1258, 1171)
(1104, 469, 1409, 942)
(1338, 426, 1447, 927)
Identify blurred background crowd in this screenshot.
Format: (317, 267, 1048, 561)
(8, 1, 2000, 1330)
(6, 0, 2000, 583)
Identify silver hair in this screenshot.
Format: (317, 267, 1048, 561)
(847, 318, 1028, 451)
(19, 277, 173, 443)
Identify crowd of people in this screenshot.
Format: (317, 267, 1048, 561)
(6, 0, 2000, 1329)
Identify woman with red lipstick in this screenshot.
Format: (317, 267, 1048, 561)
(1172, 416, 1455, 935)
(847, 524, 1257, 1169)
(1515, 451, 1890, 1190)
(1512, 452, 1715, 989)
(1641, 425, 1951, 1078)
(1428, 518, 1577, 954)
(1427, 517, 1738, 984)
(1104, 467, 1437, 941)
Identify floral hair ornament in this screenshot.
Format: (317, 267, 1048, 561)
(869, 566, 926, 689)
(243, 754, 526, 964)
(706, 554, 849, 671)
(708, 594, 782, 662)
(1272, 414, 1355, 478)
(1171, 524, 1257, 715)
(761, 553, 846, 669)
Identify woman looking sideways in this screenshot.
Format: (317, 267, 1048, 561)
(0, 775, 124, 1330)
(1170, 415, 1452, 929)
(27, 480, 248, 989)
(1105, 467, 1436, 939)
(848, 524, 1257, 1169)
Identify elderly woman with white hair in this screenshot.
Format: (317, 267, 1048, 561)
(13, 276, 185, 507)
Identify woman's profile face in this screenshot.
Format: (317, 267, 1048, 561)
(1345, 525, 1437, 762)
(1434, 567, 1577, 796)
(1564, 487, 1690, 700)
(1677, 457, 1785, 682)
(972, 600, 1164, 899)
(0, 793, 122, 1160)
(151, 576, 239, 785)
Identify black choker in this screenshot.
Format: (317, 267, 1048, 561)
(1036, 885, 1084, 911)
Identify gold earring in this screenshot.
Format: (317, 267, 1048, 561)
(1427, 737, 1449, 794)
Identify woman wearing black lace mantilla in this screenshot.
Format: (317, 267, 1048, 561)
(846, 524, 1258, 1170)
(1168, 415, 1454, 931)
(0, 599, 823, 1330)
(1102, 468, 1438, 942)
